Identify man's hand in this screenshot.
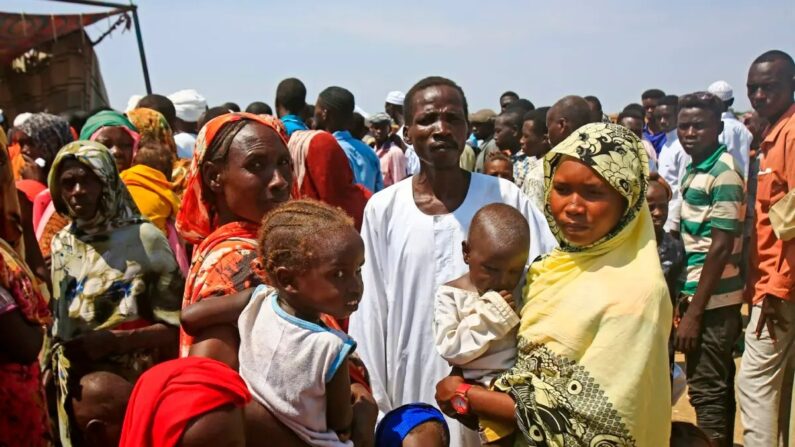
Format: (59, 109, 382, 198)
(350, 383, 377, 447)
(498, 290, 517, 312)
(756, 294, 788, 341)
(675, 311, 702, 353)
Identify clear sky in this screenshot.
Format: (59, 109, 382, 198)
(5, 0, 794, 115)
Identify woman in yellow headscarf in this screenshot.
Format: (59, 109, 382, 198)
(436, 123, 672, 446)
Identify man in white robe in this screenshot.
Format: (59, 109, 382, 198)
(348, 77, 556, 447)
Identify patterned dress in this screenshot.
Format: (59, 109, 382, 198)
(0, 128, 53, 446)
(48, 142, 183, 446)
(0, 242, 52, 446)
(178, 222, 263, 356)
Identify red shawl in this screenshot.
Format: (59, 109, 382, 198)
(288, 130, 371, 230)
(119, 357, 251, 447)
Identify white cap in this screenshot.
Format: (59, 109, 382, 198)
(13, 112, 32, 127)
(707, 80, 733, 102)
(125, 94, 143, 113)
(168, 89, 207, 122)
(0, 109, 4, 124)
(354, 105, 370, 119)
(385, 91, 405, 106)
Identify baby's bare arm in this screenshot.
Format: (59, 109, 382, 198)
(181, 288, 254, 336)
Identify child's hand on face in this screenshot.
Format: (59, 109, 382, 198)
(498, 290, 517, 312)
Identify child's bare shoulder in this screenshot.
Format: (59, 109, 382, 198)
(444, 273, 478, 293)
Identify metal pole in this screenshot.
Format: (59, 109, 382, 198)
(47, 0, 151, 94)
(130, 5, 152, 94)
(48, 0, 133, 10)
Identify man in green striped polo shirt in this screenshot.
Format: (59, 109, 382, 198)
(673, 92, 746, 447)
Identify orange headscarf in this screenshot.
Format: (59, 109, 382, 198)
(175, 112, 287, 245)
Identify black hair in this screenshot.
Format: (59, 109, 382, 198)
(60, 110, 90, 134)
(258, 199, 354, 277)
(137, 94, 176, 125)
(276, 78, 308, 114)
(753, 50, 795, 68)
(245, 102, 273, 115)
(197, 118, 252, 208)
(623, 103, 645, 115)
(134, 137, 176, 180)
(509, 99, 535, 114)
(221, 102, 241, 113)
(641, 89, 666, 100)
(678, 92, 724, 122)
(617, 108, 644, 122)
(406, 421, 450, 447)
(657, 95, 679, 109)
(485, 152, 512, 164)
(500, 91, 519, 101)
(404, 76, 468, 126)
(522, 108, 548, 136)
(470, 202, 530, 251)
(205, 119, 249, 164)
(499, 108, 524, 131)
(349, 112, 368, 140)
(317, 86, 355, 119)
(197, 106, 231, 131)
(753, 50, 795, 76)
(584, 95, 602, 111)
(550, 95, 592, 129)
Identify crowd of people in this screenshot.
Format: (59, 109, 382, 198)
(0, 48, 792, 447)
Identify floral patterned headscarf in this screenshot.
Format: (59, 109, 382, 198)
(127, 107, 177, 155)
(175, 112, 287, 245)
(17, 113, 73, 161)
(544, 122, 650, 251)
(48, 141, 144, 235)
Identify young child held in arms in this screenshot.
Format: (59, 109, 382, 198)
(182, 200, 364, 446)
(432, 203, 530, 445)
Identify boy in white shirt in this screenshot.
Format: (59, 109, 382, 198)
(433, 203, 530, 444)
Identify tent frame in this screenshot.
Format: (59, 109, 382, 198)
(48, 0, 152, 94)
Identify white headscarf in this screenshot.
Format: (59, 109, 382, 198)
(168, 89, 207, 123)
(126, 94, 144, 113)
(13, 112, 32, 127)
(385, 91, 405, 106)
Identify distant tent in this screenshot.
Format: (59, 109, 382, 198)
(0, 10, 127, 121)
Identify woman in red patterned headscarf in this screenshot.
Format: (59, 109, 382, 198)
(176, 112, 294, 357)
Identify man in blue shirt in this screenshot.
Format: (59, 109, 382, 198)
(314, 86, 383, 193)
(642, 88, 667, 153)
(276, 78, 309, 137)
